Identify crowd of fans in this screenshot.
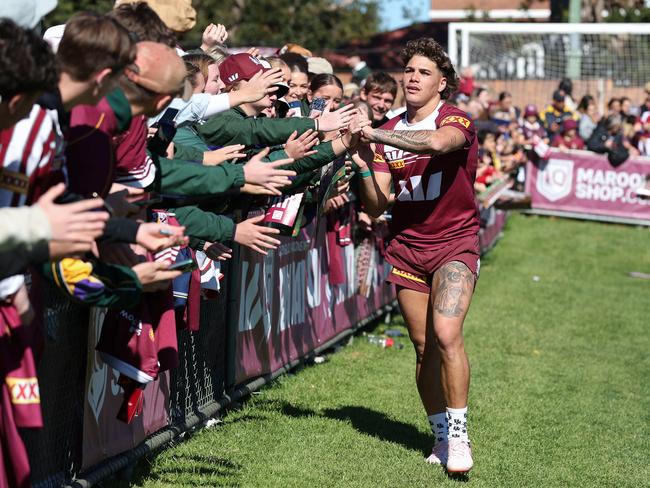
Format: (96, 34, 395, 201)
(451, 69, 650, 196)
(1, 1, 650, 486)
(0, 1, 422, 485)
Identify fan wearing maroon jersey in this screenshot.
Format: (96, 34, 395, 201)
(351, 38, 479, 474)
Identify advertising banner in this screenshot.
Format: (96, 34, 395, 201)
(234, 212, 396, 385)
(526, 149, 650, 224)
(479, 207, 507, 253)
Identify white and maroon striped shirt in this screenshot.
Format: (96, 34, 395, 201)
(0, 104, 63, 208)
(0, 104, 63, 298)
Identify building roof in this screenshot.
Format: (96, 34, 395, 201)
(430, 0, 550, 20)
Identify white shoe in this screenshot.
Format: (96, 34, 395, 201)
(446, 438, 473, 473)
(425, 441, 447, 465)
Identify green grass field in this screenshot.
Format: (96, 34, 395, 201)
(123, 214, 650, 488)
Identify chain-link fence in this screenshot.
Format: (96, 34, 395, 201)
(24, 284, 232, 488)
(24, 286, 89, 488)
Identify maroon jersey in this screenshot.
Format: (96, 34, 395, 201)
(373, 102, 479, 247)
(96, 287, 177, 385)
(71, 92, 155, 191)
(551, 134, 585, 150)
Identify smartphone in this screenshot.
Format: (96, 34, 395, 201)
(151, 107, 179, 127)
(309, 97, 328, 118)
(148, 121, 176, 156)
(147, 108, 179, 156)
(132, 194, 165, 208)
(168, 258, 197, 273)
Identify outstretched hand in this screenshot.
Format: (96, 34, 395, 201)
(234, 214, 281, 255)
(243, 148, 295, 195)
(203, 144, 247, 166)
(135, 223, 188, 253)
(317, 103, 355, 132)
(132, 261, 182, 292)
(284, 130, 319, 160)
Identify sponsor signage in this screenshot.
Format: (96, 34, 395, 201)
(234, 210, 395, 385)
(527, 149, 650, 223)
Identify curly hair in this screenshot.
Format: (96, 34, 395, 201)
(0, 19, 59, 99)
(400, 38, 458, 100)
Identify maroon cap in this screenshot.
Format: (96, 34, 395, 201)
(219, 53, 267, 86)
(524, 104, 538, 117)
(562, 119, 578, 133)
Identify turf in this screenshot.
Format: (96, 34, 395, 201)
(122, 214, 650, 488)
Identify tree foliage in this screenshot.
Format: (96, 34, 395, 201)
(189, 0, 380, 50)
(44, 0, 114, 27)
(550, 0, 650, 22)
(45, 0, 381, 51)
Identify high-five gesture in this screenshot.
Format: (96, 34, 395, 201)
(316, 103, 355, 132)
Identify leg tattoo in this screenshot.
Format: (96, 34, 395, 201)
(433, 261, 475, 318)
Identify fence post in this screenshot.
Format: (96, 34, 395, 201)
(224, 209, 242, 392)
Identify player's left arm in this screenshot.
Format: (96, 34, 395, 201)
(361, 125, 467, 155)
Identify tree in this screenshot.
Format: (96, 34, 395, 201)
(189, 0, 380, 50)
(549, 0, 649, 22)
(46, 0, 381, 51)
(44, 0, 114, 27)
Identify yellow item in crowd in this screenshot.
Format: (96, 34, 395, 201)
(115, 0, 196, 32)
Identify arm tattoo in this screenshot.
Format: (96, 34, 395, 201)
(449, 132, 465, 150)
(371, 127, 466, 155)
(371, 129, 435, 154)
(433, 261, 475, 318)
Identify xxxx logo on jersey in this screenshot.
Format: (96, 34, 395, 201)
(385, 149, 407, 169)
(6, 377, 40, 405)
(375, 152, 405, 169)
(440, 115, 470, 129)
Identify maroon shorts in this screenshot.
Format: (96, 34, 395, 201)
(385, 234, 480, 294)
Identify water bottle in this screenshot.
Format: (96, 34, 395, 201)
(366, 335, 394, 348)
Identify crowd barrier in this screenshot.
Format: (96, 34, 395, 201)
(526, 149, 650, 226)
(23, 203, 508, 488)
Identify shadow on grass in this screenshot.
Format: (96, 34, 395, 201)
(255, 399, 433, 456)
(125, 452, 241, 487)
(322, 405, 432, 455)
(446, 472, 470, 483)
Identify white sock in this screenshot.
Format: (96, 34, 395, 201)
(427, 412, 447, 445)
(446, 406, 469, 442)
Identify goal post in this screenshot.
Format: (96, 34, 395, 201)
(448, 22, 650, 114)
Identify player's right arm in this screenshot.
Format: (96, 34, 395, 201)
(351, 144, 392, 218)
(361, 125, 467, 155)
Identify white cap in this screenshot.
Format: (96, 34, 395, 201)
(43, 23, 66, 52)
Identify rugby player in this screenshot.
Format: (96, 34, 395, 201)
(351, 37, 480, 474)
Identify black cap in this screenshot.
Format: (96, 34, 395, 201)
(553, 90, 564, 103)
